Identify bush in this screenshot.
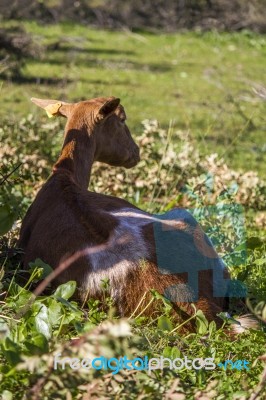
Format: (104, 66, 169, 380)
(0, 0, 265, 32)
(0, 25, 42, 80)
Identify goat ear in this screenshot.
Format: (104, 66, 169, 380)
(31, 97, 73, 118)
(97, 97, 120, 120)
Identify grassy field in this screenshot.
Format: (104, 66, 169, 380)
(0, 22, 265, 399)
(1, 21, 266, 175)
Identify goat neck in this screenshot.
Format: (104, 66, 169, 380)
(53, 117, 96, 189)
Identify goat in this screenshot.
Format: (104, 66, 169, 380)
(18, 96, 256, 333)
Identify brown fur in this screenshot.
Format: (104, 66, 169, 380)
(18, 96, 256, 333)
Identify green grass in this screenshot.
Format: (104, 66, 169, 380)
(1, 21, 266, 175)
(0, 22, 265, 400)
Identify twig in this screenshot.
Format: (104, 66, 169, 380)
(0, 163, 22, 185)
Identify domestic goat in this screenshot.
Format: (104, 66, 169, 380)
(18, 96, 256, 333)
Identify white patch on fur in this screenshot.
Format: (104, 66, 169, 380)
(83, 208, 151, 304)
(82, 207, 227, 307)
(111, 209, 188, 229)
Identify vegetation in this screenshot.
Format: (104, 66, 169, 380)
(0, 22, 265, 399)
(1, 22, 265, 174)
(1, 0, 266, 32)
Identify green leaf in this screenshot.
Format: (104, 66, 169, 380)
(2, 337, 22, 366)
(0, 204, 16, 236)
(171, 347, 181, 359)
(53, 281, 76, 300)
(150, 289, 172, 311)
(262, 305, 266, 321)
(47, 298, 63, 326)
(163, 346, 181, 360)
(157, 316, 173, 331)
(233, 243, 246, 252)
(134, 316, 148, 326)
(208, 320, 216, 336)
(56, 297, 83, 323)
(162, 346, 172, 358)
(8, 282, 25, 297)
(24, 333, 49, 355)
(217, 312, 241, 325)
(7, 283, 32, 308)
(254, 258, 266, 266)
(31, 303, 52, 339)
(196, 310, 209, 334)
(29, 258, 53, 278)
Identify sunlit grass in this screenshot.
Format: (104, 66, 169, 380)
(1, 21, 265, 174)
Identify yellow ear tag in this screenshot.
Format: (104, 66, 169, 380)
(45, 102, 62, 118)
